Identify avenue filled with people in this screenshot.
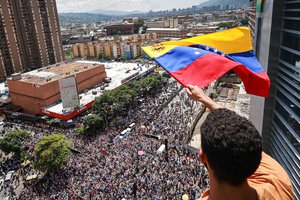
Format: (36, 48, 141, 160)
(1, 78, 209, 199)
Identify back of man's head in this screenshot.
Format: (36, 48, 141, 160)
(201, 108, 262, 186)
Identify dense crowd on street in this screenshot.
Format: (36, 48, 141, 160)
(2, 78, 209, 199)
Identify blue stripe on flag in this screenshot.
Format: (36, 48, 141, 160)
(154, 46, 212, 72)
(228, 51, 264, 73)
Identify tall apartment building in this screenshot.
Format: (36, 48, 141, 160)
(104, 43, 111, 58)
(72, 33, 157, 60)
(249, 1, 300, 198)
(0, 0, 64, 80)
(246, 0, 257, 40)
(111, 43, 118, 59)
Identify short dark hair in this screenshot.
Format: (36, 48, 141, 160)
(201, 108, 262, 186)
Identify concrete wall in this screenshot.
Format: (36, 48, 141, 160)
(249, 0, 285, 150)
(9, 92, 60, 114)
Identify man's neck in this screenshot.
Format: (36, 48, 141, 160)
(208, 177, 257, 200)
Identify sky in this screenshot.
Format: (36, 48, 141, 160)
(56, 0, 207, 13)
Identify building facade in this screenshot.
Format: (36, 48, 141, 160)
(249, 1, 300, 198)
(146, 28, 188, 39)
(246, 0, 257, 40)
(145, 21, 164, 28)
(105, 24, 134, 36)
(0, 0, 64, 80)
(72, 33, 158, 60)
(7, 62, 106, 115)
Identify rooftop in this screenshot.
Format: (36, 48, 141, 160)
(147, 28, 181, 31)
(44, 61, 156, 115)
(105, 23, 134, 27)
(17, 62, 103, 85)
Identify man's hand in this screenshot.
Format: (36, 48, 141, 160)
(186, 84, 222, 111)
(185, 84, 207, 102)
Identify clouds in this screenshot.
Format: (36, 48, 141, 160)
(55, 0, 207, 13)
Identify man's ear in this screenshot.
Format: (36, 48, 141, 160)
(199, 148, 208, 164)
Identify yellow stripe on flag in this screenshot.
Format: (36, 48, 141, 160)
(142, 45, 178, 59)
(142, 27, 253, 58)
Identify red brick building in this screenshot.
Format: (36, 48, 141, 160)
(7, 62, 106, 115)
(105, 23, 134, 36)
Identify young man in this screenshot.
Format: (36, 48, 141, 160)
(186, 85, 294, 200)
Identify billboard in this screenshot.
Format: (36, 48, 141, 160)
(59, 75, 80, 109)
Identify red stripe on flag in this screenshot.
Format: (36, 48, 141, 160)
(169, 54, 270, 97)
(232, 67, 270, 97)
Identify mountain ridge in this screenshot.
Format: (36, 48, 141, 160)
(58, 0, 249, 23)
(199, 0, 249, 7)
(86, 9, 145, 16)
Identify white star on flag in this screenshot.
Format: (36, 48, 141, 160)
(205, 46, 210, 51)
(194, 51, 200, 55)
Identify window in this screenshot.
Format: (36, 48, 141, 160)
(270, 1, 300, 197)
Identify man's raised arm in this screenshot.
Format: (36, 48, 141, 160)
(185, 84, 222, 111)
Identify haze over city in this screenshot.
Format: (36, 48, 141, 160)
(56, 0, 207, 13)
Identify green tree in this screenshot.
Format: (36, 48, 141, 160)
(34, 134, 71, 173)
(135, 73, 162, 94)
(64, 51, 74, 60)
(217, 21, 228, 28)
(240, 17, 249, 26)
(0, 129, 30, 157)
(75, 125, 85, 135)
(93, 90, 115, 114)
(83, 114, 105, 136)
(104, 55, 112, 61)
(114, 85, 136, 106)
(142, 25, 148, 34)
(119, 54, 125, 61)
(134, 19, 144, 34)
(128, 81, 143, 96)
(92, 73, 162, 122)
(46, 118, 60, 126)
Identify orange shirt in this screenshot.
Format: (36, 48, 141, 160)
(199, 152, 294, 200)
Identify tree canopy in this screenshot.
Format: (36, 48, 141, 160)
(134, 18, 145, 34)
(82, 114, 105, 136)
(89, 73, 163, 135)
(0, 129, 30, 156)
(93, 73, 162, 120)
(34, 134, 71, 173)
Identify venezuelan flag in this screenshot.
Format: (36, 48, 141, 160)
(142, 27, 270, 97)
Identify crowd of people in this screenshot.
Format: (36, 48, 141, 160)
(2, 78, 210, 199)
